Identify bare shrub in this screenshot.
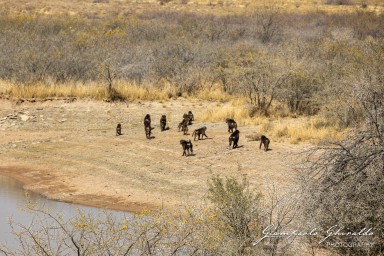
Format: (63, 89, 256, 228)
(300, 84, 384, 255)
(207, 175, 262, 255)
(253, 5, 284, 44)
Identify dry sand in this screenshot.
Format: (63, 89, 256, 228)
(0, 98, 309, 213)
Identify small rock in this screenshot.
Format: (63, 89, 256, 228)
(19, 114, 30, 122)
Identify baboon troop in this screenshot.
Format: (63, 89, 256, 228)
(116, 112, 271, 156)
(160, 115, 167, 131)
(180, 139, 193, 156)
(260, 135, 270, 151)
(226, 118, 237, 133)
(116, 123, 122, 136)
(229, 129, 240, 149)
(192, 126, 208, 141)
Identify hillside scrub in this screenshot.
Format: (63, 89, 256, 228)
(0, 7, 383, 121)
(300, 81, 384, 255)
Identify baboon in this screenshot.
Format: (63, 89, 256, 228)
(160, 115, 167, 131)
(188, 111, 194, 122)
(116, 123, 122, 136)
(229, 130, 240, 149)
(180, 139, 193, 156)
(181, 120, 188, 135)
(178, 119, 189, 135)
(178, 121, 184, 132)
(192, 126, 208, 141)
(182, 113, 192, 125)
(145, 125, 152, 139)
(144, 114, 151, 128)
(144, 114, 153, 138)
(259, 135, 270, 151)
(226, 118, 237, 133)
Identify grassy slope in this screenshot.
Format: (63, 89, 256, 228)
(0, 0, 383, 18)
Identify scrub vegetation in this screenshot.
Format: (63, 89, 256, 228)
(0, 0, 383, 255)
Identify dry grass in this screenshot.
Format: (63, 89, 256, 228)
(199, 101, 345, 144)
(0, 80, 170, 101)
(0, 0, 382, 19)
(195, 88, 233, 102)
(258, 116, 346, 144)
(198, 101, 253, 124)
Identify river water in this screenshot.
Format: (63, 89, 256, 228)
(0, 175, 131, 248)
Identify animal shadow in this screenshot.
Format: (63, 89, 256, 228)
(231, 145, 244, 149)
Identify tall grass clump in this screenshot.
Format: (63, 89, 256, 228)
(199, 103, 254, 124)
(271, 117, 345, 144)
(3, 81, 171, 101)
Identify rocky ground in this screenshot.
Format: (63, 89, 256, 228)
(0, 98, 309, 213)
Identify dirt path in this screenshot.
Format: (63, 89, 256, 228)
(0, 98, 309, 213)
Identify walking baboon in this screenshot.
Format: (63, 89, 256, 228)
(180, 139, 193, 156)
(260, 135, 270, 151)
(160, 115, 167, 131)
(183, 113, 192, 125)
(144, 114, 153, 138)
(226, 118, 237, 133)
(178, 119, 189, 135)
(192, 127, 208, 141)
(145, 125, 152, 139)
(178, 121, 184, 132)
(144, 114, 151, 128)
(116, 123, 122, 136)
(181, 120, 188, 135)
(229, 130, 240, 149)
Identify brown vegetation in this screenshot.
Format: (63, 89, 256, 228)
(0, 0, 383, 125)
(0, 0, 383, 255)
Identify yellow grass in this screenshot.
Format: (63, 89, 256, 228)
(195, 89, 233, 102)
(199, 101, 345, 144)
(258, 116, 346, 144)
(199, 102, 254, 123)
(0, 0, 382, 18)
(0, 80, 170, 101)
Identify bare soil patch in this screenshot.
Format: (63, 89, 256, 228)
(0, 98, 309, 213)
